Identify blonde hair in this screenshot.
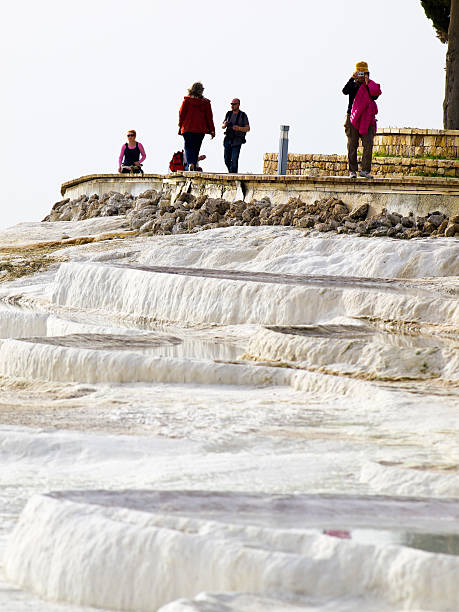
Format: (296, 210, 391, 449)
(187, 82, 204, 98)
(127, 129, 136, 137)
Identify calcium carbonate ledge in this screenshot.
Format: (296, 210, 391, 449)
(61, 173, 459, 218)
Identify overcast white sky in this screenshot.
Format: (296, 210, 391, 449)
(0, 0, 446, 230)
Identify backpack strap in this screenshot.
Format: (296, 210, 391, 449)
(235, 110, 247, 127)
(227, 110, 242, 126)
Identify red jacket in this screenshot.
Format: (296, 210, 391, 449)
(179, 96, 215, 135)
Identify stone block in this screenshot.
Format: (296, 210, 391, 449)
(445, 223, 459, 237)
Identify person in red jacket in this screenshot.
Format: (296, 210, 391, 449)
(178, 82, 215, 171)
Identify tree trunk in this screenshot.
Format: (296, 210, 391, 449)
(444, 0, 459, 128)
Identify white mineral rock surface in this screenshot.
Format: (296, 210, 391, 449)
(0, 217, 130, 246)
(0, 220, 457, 612)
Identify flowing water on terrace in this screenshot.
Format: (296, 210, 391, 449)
(0, 220, 457, 612)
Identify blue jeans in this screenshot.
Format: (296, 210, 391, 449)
(224, 142, 242, 173)
(183, 133, 205, 169)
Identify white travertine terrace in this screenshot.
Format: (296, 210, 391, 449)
(5, 493, 459, 612)
(0, 220, 458, 612)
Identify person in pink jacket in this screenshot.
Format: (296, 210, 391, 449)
(342, 61, 381, 178)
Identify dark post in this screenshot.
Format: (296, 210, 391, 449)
(277, 125, 290, 175)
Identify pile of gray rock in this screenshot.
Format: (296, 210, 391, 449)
(44, 190, 459, 239)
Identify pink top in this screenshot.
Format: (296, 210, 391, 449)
(118, 142, 146, 168)
(350, 80, 382, 135)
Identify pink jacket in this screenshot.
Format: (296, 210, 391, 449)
(350, 80, 382, 135)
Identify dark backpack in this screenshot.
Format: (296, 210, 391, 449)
(224, 110, 248, 145)
(169, 150, 185, 172)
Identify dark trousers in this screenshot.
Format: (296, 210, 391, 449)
(345, 116, 375, 172)
(183, 132, 204, 169)
(224, 141, 242, 173)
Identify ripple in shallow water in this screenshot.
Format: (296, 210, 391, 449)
(24, 332, 182, 351)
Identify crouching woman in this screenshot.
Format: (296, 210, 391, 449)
(118, 130, 146, 173)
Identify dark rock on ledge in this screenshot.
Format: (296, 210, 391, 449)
(42, 190, 459, 240)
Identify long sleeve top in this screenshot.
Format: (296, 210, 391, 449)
(179, 97, 215, 135)
(118, 142, 146, 168)
(350, 80, 382, 135)
(342, 78, 360, 114)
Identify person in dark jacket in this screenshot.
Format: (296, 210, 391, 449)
(222, 98, 250, 173)
(118, 130, 146, 173)
(178, 82, 215, 171)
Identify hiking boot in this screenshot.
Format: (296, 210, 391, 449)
(349, 171, 357, 178)
(359, 170, 373, 179)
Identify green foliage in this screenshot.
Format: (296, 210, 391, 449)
(414, 170, 443, 177)
(421, 0, 450, 42)
(373, 152, 456, 160)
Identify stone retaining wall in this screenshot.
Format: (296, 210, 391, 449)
(263, 153, 459, 178)
(60, 173, 459, 220)
(373, 128, 459, 158)
(264, 128, 459, 178)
